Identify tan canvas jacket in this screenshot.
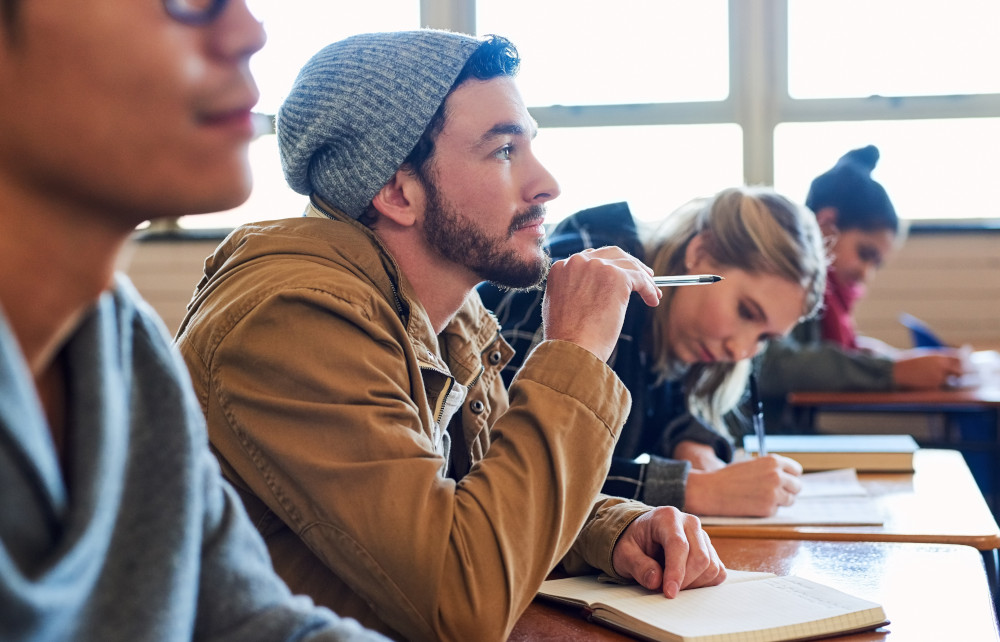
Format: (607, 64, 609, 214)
(175, 203, 650, 641)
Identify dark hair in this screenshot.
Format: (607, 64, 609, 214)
(805, 145, 899, 234)
(402, 34, 520, 181)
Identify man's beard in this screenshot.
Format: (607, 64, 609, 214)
(421, 175, 551, 291)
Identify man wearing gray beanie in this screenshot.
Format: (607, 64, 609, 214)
(176, 29, 725, 641)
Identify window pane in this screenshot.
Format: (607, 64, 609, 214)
(533, 124, 743, 226)
(788, 0, 1000, 99)
(477, 0, 729, 106)
(179, 135, 307, 229)
(774, 119, 1000, 221)
(248, 0, 419, 115)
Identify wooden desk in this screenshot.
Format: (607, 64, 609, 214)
(704, 449, 1000, 551)
(704, 448, 1000, 610)
(789, 383, 1000, 410)
(788, 385, 1000, 512)
(510, 539, 999, 641)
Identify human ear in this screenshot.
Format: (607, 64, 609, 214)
(371, 168, 422, 227)
(814, 207, 840, 238)
(684, 234, 708, 271)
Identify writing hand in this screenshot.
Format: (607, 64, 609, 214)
(684, 455, 803, 517)
(893, 351, 964, 390)
(611, 506, 726, 598)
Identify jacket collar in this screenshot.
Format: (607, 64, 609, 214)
(304, 195, 502, 382)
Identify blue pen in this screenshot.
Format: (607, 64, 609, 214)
(750, 373, 767, 457)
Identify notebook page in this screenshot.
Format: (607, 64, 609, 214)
(599, 576, 884, 641)
(539, 570, 773, 604)
(796, 469, 868, 498)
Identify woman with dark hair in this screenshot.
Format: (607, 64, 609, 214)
(759, 145, 963, 429)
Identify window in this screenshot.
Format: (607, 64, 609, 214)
(533, 124, 743, 224)
(787, 0, 1000, 99)
(774, 118, 1000, 221)
(176, 1, 1000, 230)
(477, 0, 736, 226)
(477, 0, 729, 106)
(778, 0, 1000, 222)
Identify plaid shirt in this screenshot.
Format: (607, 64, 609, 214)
(477, 202, 734, 508)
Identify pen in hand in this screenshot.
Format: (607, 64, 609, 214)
(750, 373, 767, 457)
(653, 274, 724, 287)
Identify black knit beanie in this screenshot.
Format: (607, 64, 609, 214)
(805, 145, 898, 233)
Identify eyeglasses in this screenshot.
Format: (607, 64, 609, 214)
(163, 0, 228, 25)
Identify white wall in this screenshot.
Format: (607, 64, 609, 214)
(117, 237, 222, 337)
(852, 231, 1000, 351)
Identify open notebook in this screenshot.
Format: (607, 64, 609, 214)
(539, 571, 888, 642)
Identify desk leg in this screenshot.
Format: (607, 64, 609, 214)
(950, 410, 1000, 518)
(983, 548, 999, 617)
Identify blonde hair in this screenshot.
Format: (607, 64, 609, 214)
(645, 186, 827, 431)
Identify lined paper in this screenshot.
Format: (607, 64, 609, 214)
(540, 573, 886, 642)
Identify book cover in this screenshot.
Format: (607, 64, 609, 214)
(539, 572, 888, 642)
(743, 434, 918, 472)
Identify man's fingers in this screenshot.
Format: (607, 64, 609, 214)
(578, 246, 659, 306)
(659, 514, 692, 598)
(684, 530, 727, 589)
(776, 454, 804, 476)
(613, 508, 726, 599)
(542, 246, 660, 361)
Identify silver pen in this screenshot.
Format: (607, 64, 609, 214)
(653, 274, 724, 287)
(750, 373, 767, 456)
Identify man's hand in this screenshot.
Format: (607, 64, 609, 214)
(611, 507, 726, 598)
(542, 246, 660, 362)
(684, 455, 803, 517)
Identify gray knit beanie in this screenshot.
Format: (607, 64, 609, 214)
(277, 30, 483, 220)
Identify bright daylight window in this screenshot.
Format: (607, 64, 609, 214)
(778, 0, 1000, 222)
(179, 1, 1000, 229)
(477, 0, 734, 226)
(477, 0, 729, 106)
(532, 124, 743, 225)
(774, 118, 1000, 222)
(787, 0, 1000, 99)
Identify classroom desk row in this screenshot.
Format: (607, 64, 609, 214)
(705, 449, 1000, 552)
(789, 381, 1000, 514)
(510, 449, 1000, 641)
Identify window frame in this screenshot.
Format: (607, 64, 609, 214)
(161, 0, 1000, 234)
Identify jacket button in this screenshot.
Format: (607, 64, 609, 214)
(488, 350, 502, 365)
(470, 400, 485, 414)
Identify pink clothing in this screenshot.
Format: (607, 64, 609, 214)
(820, 268, 865, 349)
